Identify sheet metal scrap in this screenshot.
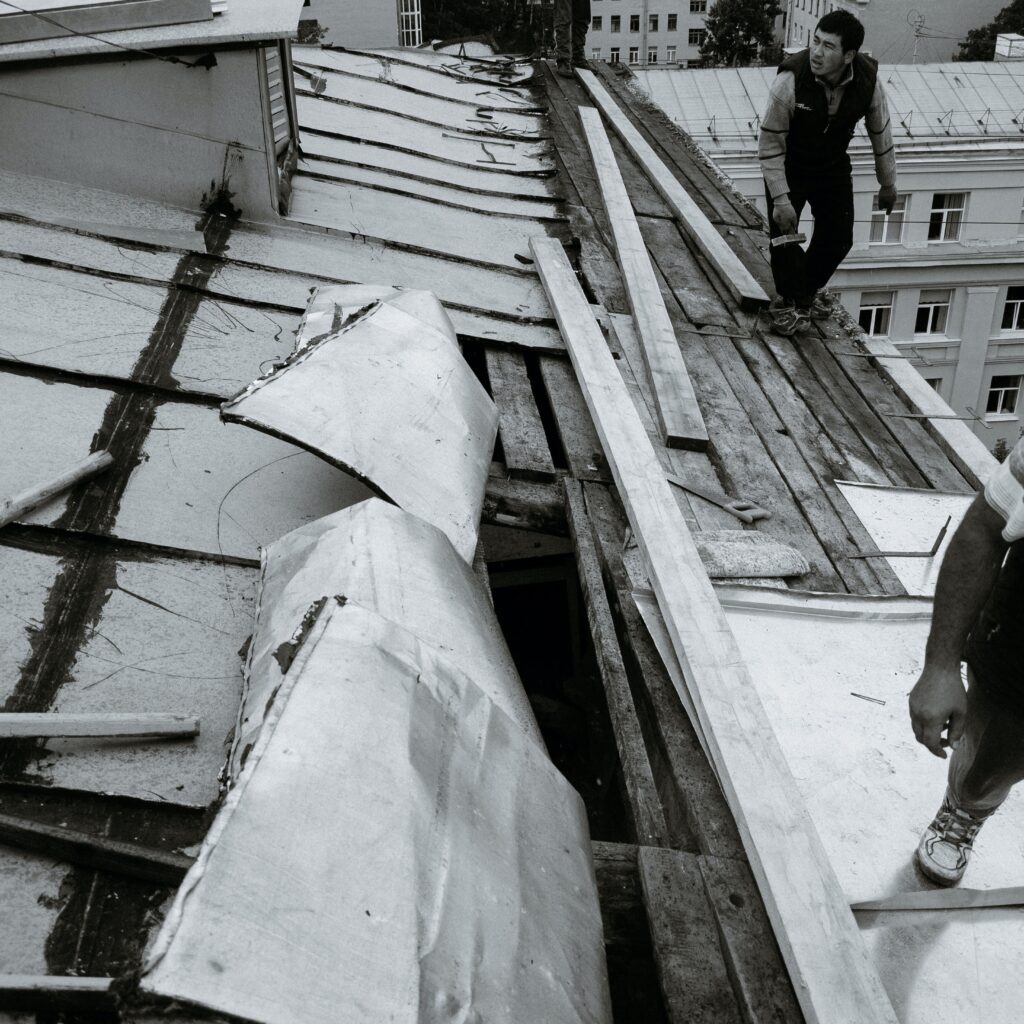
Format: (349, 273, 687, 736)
(221, 287, 497, 564)
(228, 498, 542, 781)
(140, 600, 611, 1024)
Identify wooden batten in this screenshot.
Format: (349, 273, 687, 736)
(578, 105, 708, 452)
(575, 70, 770, 311)
(530, 234, 898, 1024)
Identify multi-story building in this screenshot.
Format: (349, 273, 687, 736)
(633, 58, 1024, 451)
(587, 0, 712, 67)
(784, 0, 1006, 64)
(300, 0, 422, 48)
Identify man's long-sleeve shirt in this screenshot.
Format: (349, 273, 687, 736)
(758, 64, 897, 199)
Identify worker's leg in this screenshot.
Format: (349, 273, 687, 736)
(571, 0, 591, 65)
(803, 168, 854, 295)
(764, 182, 811, 307)
(553, 0, 571, 67)
(946, 669, 1024, 814)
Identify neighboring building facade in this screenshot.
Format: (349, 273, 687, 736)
(587, 0, 712, 67)
(634, 62, 1024, 452)
(300, 0, 422, 48)
(784, 0, 1006, 64)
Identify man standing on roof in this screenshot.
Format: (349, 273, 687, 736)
(758, 10, 897, 336)
(909, 439, 1024, 885)
(553, 0, 590, 79)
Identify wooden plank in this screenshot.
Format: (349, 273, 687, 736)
(858, 335, 995, 490)
(531, 234, 899, 1024)
(607, 313, 748, 533)
(0, 812, 192, 886)
(810, 333, 970, 492)
(700, 330, 895, 594)
(757, 330, 895, 487)
(637, 846, 743, 1024)
(484, 347, 556, 482)
(0, 712, 198, 739)
(1, 450, 113, 529)
(593, 63, 763, 231)
(576, 70, 770, 311)
(538, 355, 610, 481)
(698, 856, 804, 1024)
(564, 478, 669, 847)
(637, 215, 736, 329)
(483, 469, 566, 535)
(579, 105, 709, 452)
(0, 975, 115, 1013)
(721, 333, 907, 594)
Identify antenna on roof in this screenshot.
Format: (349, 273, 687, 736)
(937, 110, 953, 135)
(977, 108, 991, 132)
(898, 110, 913, 136)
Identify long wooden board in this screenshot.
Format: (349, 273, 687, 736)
(578, 106, 708, 452)
(576, 71, 770, 311)
(0, 712, 198, 739)
(530, 234, 898, 1024)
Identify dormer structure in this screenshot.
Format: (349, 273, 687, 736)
(0, 0, 303, 216)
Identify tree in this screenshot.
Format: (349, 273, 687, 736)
(700, 0, 782, 66)
(958, 0, 1024, 60)
(420, 0, 524, 49)
(297, 20, 328, 45)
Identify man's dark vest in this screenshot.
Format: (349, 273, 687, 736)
(777, 48, 878, 175)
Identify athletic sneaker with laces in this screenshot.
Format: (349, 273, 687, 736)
(916, 791, 997, 886)
(768, 299, 810, 337)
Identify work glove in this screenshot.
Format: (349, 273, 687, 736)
(771, 197, 798, 235)
(877, 184, 898, 215)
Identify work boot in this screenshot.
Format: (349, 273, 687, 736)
(572, 55, 590, 70)
(768, 299, 810, 337)
(916, 791, 998, 886)
(807, 290, 834, 321)
(556, 59, 574, 79)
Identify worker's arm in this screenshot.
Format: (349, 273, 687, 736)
(909, 493, 1008, 758)
(758, 72, 798, 232)
(865, 78, 897, 212)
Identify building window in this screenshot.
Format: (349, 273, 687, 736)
(924, 377, 944, 397)
(688, 28, 707, 45)
(869, 194, 907, 245)
(592, 15, 602, 29)
(915, 289, 951, 335)
(592, 47, 602, 59)
(398, 0, 422, 46)
(1002, 286, 1024, 331)
(859, 291, 894, 336)
(667, 12, 677, 29)
(986, 374, 1022, 416)
(690, 0, 707, 10)
(628, 45, 639, 63)
(648, 46, 658, 62)
(650, 13, 659, 31)
(610, 15, 620, 31)
(666, 44, 676, 61)
(609, 46, 620, 63)
(629, 13, 640, 30)
(928, 192, 967, 242)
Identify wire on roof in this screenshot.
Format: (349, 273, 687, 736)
(0, 0, 217, 68)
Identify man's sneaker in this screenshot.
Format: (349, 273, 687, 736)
(556, 59, 574, 79)
(768, 300, 810, 337)
(807, 290, 834, 321)
(572, 56, 590, 70)
(916, 792, 997, 886)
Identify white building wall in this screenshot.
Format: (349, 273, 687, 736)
(300, 0, 412, 48)
(587, 0, 712, 67)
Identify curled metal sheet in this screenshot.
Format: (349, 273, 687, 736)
(229, 498, 542, 779)
(142, 599, 611, 1024)
(221, 287, 498, 563)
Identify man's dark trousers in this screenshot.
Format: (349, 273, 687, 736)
(554, 0, 591, 65)
(764, 165, 854, 308)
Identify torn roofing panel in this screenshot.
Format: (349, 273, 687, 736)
(231, 496, 541, 778)
(222, 288, 498, 563)
(292, 47, 543, 114)
(340, 46, 537, 87)
(141, 599, 610, 1024)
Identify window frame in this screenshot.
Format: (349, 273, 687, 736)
(986, 374, 1023, 416)
(1001, 286, 1024, 332)
(628, 44, 640, 63)
(928, 192, 968, 242)
(667, 12, 678, 30)
(858, 291, 895, 337)
(914, 289, 952, 336)
(868, 194, 908, 245)
(610, 14, 620, 32)
(629, 13, 640, 31)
